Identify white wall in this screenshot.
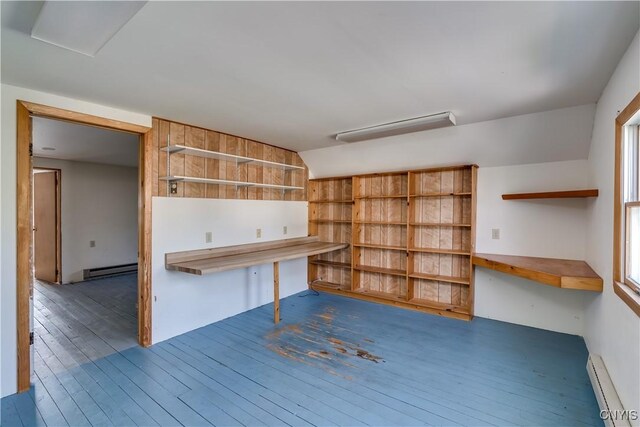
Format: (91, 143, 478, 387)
(475, 160, 592, 335)
(584, 31, 640, 419)
(300, 103, 596, 177)
(152, 197, 308, 343)
(1, 83, 151, 397)
(33, 158, 138, 283)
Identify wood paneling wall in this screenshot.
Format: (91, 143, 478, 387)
(152, 118, 307, 200)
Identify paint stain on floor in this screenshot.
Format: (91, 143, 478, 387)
(265, 305, 384, 372)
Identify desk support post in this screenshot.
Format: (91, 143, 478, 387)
(273, 261, 280, 324)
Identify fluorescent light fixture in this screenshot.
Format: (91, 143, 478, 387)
(335, 112, 456, 143)
(31, 1, 147, 56)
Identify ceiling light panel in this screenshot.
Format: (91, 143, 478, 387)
(31, 1, 147, 56)
(335, 112, 457, 143)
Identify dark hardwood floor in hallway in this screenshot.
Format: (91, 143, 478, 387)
(34, 275, 139, 374)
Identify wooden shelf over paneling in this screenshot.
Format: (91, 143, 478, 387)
(160, 176, 304, 191)
(502, 189, 599, 200)
(313, 284, 471, 320)
(409, 222, 471, 227)
(472, 253, 603, 292)
(355, 221, 407, 226)
(353, 243, 407, 251)
(311, 281, 350, 291)
(309, 219, 352, 224)
(409, 192, 472, 198)
(409, 272, 470, 285)
(409, 247, 471, 256)
(409, 298, 470, 315)
(309, 259, 351, 269)
(162, 144, 305, 171)
(355, 195, 407, 200)
(354, 265, 406, 277)
(308, 199, 353, 203)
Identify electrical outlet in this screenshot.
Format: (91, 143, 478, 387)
(89, 240, 96, 248)
(205, 231, 213, 243)
(283, 226, 288, 235)
(492, 228, 500, 240)
(256, 228, 262, 238)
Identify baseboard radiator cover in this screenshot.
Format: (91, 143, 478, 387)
(83, 263, 137, 280)
(587, 354, 632, 427)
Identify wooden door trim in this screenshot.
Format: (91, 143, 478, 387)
(16, 100, 153, 393)
(33, 167, 62, 284)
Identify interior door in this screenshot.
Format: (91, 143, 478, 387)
(34, 170, 58, 283)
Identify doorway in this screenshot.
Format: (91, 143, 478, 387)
(16, 100, 153, 392)
(33, 168, 61, 284)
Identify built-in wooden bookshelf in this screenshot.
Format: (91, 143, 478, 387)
(407, 166, 476, 316)
(308, 165, 477, 320)
(308, 177, 353, 291)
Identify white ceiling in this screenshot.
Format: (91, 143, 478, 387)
(33, 117, 139, 167)
(2, 2, 639, 153)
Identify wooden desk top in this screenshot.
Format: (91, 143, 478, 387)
(166, 236, 349, 275)
(473, 253, 603, 292)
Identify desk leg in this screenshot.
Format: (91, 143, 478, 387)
(273, 261, 280, 324)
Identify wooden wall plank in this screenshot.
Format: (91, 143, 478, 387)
(184, 126, 205, 198)
(205, 131, 220, 198)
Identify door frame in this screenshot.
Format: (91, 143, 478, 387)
(33, 167, 62, 284)
(16, 100, 153, 392)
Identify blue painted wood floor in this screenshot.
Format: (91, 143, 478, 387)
(2, 282, 602, 426)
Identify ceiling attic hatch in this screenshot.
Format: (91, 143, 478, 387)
(31, 1, 147, 56)
(335, 112, 457, 143)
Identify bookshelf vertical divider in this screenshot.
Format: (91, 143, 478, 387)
(309, 165, 477, 321)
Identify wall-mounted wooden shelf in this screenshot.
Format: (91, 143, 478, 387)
(409, 247, 471, 256)
(309, 219, 352, 223)
(408, 272, 470, 285)
(308, 199, 353, 203)
(355, 221, 407, 225)
(354, 265, 406, 277)
(409, 222, 471, 227)
(502, 189, 599, 200)
(162, 144, 305, 171)
(309, 259, 351, 269)
(355, 195, 407, 200)
(472, 253, 603, 292)
(160, 176, 304, 191)
(410, 192, 472, 198)
(353, 243, 407, 251)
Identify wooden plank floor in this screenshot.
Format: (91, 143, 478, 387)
(1, 277, 602, 426)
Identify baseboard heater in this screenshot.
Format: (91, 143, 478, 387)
(83, 263, 137, 280)
(587, 354, 632, 427)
